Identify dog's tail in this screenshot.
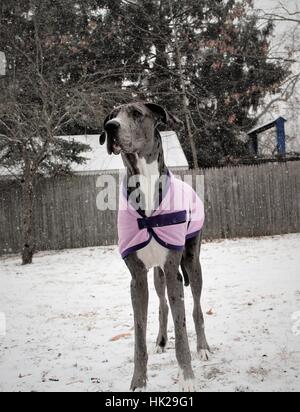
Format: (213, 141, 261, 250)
(180, 264, 190, 287)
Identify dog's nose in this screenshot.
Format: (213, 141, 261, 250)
(105, 120, 120, 132)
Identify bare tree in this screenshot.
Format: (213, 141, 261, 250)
(258, 2, 300, 24)
(0, 70, 96, 264)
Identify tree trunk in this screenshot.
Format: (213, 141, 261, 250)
(182, 96, 199, 169)
(168, 0, 199, 169)
(22, 167, 35, 265)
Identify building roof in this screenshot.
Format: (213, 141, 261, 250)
(248, 117, 287, 136)
(0, 131, 189, 177)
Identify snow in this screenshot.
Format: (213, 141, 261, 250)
(0, 234, 300, 392)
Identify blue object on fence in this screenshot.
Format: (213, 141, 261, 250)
(248, 116, 287, 157)
(275, 117, 286, 156)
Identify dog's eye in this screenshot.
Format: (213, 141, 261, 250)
(132, 110, 143, 119)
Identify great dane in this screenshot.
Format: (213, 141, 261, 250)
(100, 102, 210, 392)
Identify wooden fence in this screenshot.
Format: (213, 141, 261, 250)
(0, 161, 299, 255)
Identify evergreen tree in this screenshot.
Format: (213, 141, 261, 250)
(108, 0, 288, 167)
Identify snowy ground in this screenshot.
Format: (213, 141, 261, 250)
(0, 234, 300, 393)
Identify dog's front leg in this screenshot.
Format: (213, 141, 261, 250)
(154, 267, 169, 353)
(164, 252, 195, 392)
(125, 255, 149, 392)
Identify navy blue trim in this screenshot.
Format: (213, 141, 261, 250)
(122, 236, 153, 259)
(151, 229, 185, 252)
(122, 230, 185, 259)
(137, 211, 187, 230)
(186, 230, 201, 240)
(122, 229, 202, 259)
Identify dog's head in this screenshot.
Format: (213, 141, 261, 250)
(99, 102, 182, 156)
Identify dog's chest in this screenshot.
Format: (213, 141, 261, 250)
(135, 158, 169, 270)
(136, 157, 160, 216)
(137, 239, 169, 271)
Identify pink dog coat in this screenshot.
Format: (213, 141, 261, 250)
(118, 172, 205, 259)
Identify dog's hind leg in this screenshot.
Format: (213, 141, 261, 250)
(185, 259, 210, 360)
(154, 267, 169, 353)
(164, 252, 195, 392)
(182, 236, 210, 360)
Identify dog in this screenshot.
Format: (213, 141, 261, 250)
(100, 102, 210, 392)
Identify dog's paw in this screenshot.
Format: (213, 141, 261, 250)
(197, 349, 210, 361)
(178, 369, 196, 392)
(131, 383, 147, 392)
(132, 386, 147, 392)
(130, 376, 147, 392)
(180, 379, 196, 392)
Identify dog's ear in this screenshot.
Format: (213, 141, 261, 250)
(99, 131, 106, 146)
(145, 103, 168, 125)
(145, 103, 183, 128)
(99, 113, 111, 146)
